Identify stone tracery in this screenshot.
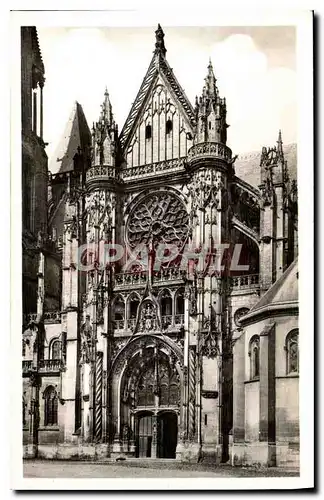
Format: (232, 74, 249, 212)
(126, 192, 189, 249)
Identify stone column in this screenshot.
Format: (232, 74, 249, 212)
(82, 362, 91, 442)
(231, 329, 245, 465)
(40, 84, 43, 139)
(275, 186, 285, 279)
(151, 414, 158, 459)
(260, 203, 275, 291)
(259, 330, 269, 442)
(27, 373, 41, 458)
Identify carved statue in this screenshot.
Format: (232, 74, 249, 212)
(140, 302, 157, 333)
(80, 315, 94, 363)
(261, 176, 274, 207)
(189, 284, 197, 316)
(122, 424, 129, 442)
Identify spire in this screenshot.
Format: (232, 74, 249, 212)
(277, 129, 284, 159)
(194, 59, 228, 144)
(99, 87, 113, 127)
(91, 87, 117, 168)
(154, 24, 166, 57)
(204, 58, 218, 99)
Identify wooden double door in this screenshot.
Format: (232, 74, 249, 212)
(136, 411, 178, 459)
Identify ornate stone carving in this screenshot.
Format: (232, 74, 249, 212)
(201, 329, 219, 359)
(112, 339, 128, 361)
(139, 301, 159, 334)
(86, 190, 115, 241)
(188, 169, 226, 220)
(260, 176, 274, 207)
(188, 282, 197, 316)
(234, 307, 250, 327)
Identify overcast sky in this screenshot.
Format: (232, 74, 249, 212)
(37, 25, 296, 168)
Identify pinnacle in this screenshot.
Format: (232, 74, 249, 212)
(277, 129, 284, 158)
(203, 58, 218, 99)
(154, 23, 166, 57)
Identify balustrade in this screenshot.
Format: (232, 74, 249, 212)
(231, 274, 259, 289)
(187, 142, 232, 163)
(113, 319, 125, 330)
(114, 268, 186, 288)
(22, 360, 33, 373)
(112, 314, 184, 332)
(22, 358, 64, 374)
(24, 311, 61, 324)
(126, 318, 136, 330)
(174, 314, 184, 325)
(86, 165, 116, 182)
(38, 359, 64, 372)
(122, 158, 185, 180)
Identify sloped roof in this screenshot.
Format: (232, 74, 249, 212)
(240, 259, 298, 325)
(235, 143, 297, 188)
(49, 101, 91, 174)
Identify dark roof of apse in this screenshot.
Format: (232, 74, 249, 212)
(239, 258, 298, 325)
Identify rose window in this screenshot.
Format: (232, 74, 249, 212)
(127, 192, 189, 249)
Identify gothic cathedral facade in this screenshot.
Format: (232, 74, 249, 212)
(22, 26, 299, 466)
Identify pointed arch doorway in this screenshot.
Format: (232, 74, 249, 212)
(117, 339, 182, 459)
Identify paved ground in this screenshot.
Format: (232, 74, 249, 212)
(23, 460, 299, 478)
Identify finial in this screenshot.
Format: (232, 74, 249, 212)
(207, 58, 215, 78)
(154, 23, 166, 57)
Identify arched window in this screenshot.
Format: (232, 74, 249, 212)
(249, 336, 260, 380)
(129, 294, 140, 319)
(113, 296, 125, 321)
(136, 366, 155, 407)
(285, 329, 299, 374)
(51, 339, 61, 360)
(175, 288, 185, 315)
(159, 364, 169, 405)
(44, 386, 58, 426)
(135, 359, 180, 408)
(166, 119, 173, 135)
(145, 124, 152, 140)
(160, 290, 172, 317)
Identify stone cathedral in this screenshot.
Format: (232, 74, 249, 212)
(22, 26, 299, 467)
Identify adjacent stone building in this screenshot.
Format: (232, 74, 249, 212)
(22, 25, 299, 466)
